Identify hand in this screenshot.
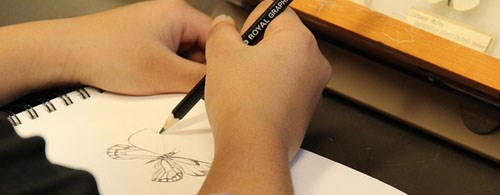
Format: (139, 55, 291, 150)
(0, 0, 211, 105)
(68, 0, 211, 95)
(206, 4, 331, 164)
(200, 1, 332, 194)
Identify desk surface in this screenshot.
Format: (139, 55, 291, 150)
(306, 92, 500, 194)
(1, 0, 499, 194)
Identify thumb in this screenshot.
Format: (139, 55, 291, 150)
(206, 14, 244, 58)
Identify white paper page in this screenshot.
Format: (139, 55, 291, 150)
(292, 150, 405, 194)
(15, 88, 405, 194)
(16, 88, 212, 194)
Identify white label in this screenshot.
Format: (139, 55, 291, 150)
(405, 8, 494, 53)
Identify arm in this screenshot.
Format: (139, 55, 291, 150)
(0, 19, 75, 106)
(0, 0, 211, 106)
(200, 1, 332, 194)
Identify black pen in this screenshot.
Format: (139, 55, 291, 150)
(160, 0, 294, 134)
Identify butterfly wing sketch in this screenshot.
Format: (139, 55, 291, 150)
(152, 159, 184, 182)
(107, 144, 159, 160)
(170, 156, 211, 176)
(106, 143, 211, 183)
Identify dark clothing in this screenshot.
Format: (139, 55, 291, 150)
(0, 117, 98, 195)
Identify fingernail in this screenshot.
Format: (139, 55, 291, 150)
(212, 14, 234, 27)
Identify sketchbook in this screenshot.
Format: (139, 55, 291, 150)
(10, 87, 405, 194)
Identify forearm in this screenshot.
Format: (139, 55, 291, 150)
(199, 123, 294, 194)
(0, 19, 77, 106)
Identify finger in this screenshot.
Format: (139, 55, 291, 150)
(147, 49, 206, 93)
(264, 7, 305, 34)
(240, 1, 303, 32)
(240, 0, 274, 34)
(240, 1, 308, 44)
(181, 46, 206, 63)
(206, 14, 244, 58)
(167, 54, 206, 91)
(178, 3, 213, 52)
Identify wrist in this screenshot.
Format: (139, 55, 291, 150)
(201, 128, 293, 194)
(212, 117, 298, 158)
(30, 18, 81, 85)
(210, 109, 304, 159)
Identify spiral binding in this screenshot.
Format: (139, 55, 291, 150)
(0, 86, 93, 127)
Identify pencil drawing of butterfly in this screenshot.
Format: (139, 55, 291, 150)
(426, 0, 480, 11)
(107, 144, 211, 182)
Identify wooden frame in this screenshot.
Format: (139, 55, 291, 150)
(290, 0, 500, 100)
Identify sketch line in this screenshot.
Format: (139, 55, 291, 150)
(106, 129, 211, 182)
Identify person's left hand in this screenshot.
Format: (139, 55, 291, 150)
(61, 0, 211, 95)
(0, 0, 211, 105)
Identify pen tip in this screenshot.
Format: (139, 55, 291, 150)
(159, 128, 166, 134)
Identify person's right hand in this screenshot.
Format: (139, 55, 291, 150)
(200, 1, 332, 194)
